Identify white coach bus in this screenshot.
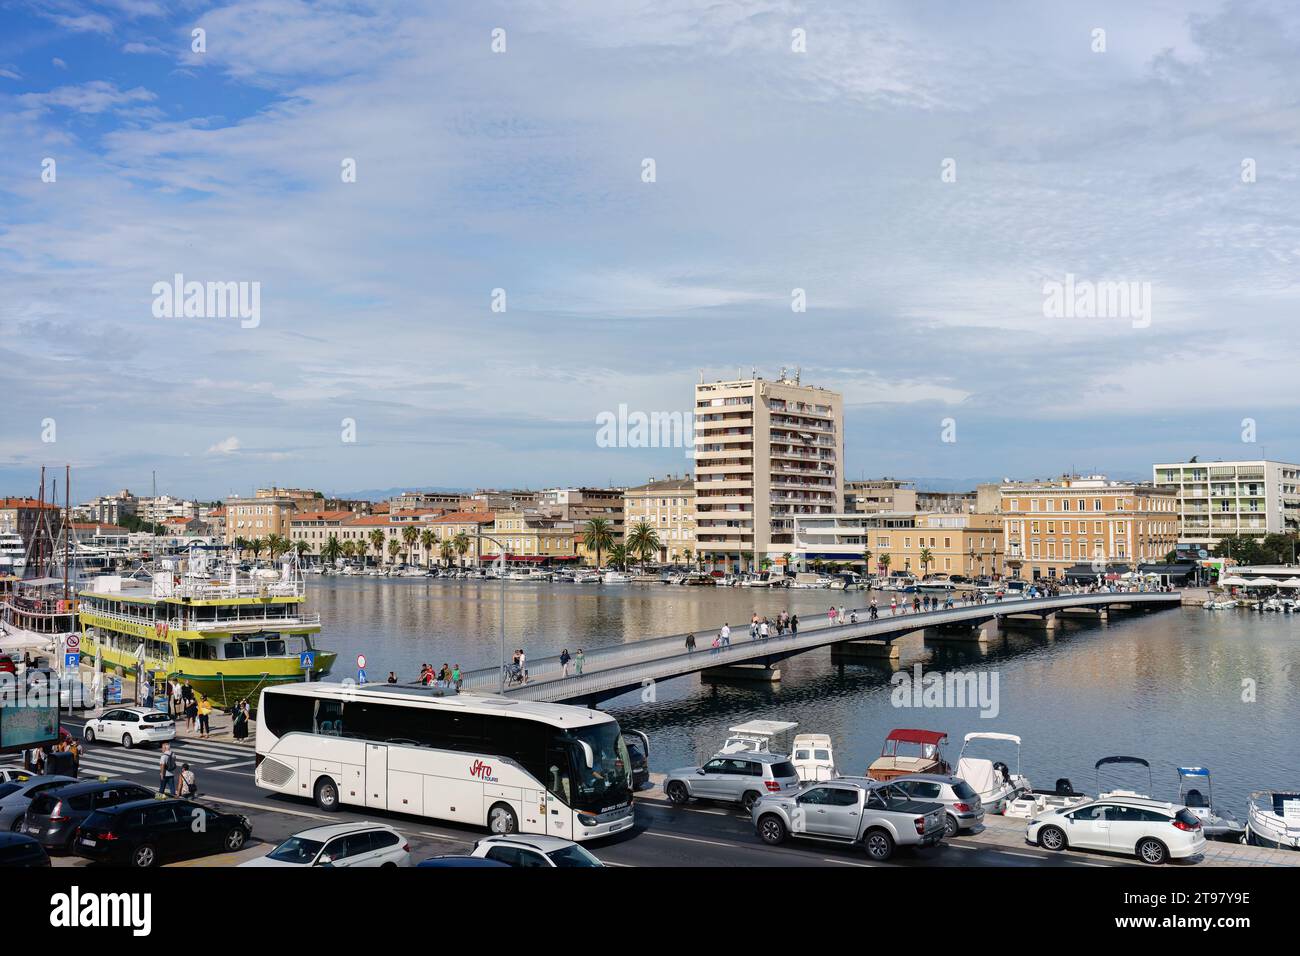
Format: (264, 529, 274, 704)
(254, 682, 635, 842)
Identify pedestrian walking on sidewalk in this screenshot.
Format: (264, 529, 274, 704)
(158, 743, 177, 796)
(171, 680, 182, 718)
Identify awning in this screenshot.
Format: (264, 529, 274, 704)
(1247, 577, 1277, 586)
(1219, 575, 1250, 586)
(887, 728, 948, 745)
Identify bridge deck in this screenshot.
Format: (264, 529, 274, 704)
(450, 591, 1181, 705)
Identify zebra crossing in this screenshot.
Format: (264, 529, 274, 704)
(72, 734, 256, 781)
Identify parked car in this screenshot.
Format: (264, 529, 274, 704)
(239, 822, 409, 868)
(468, 834, 604, 867)
(891, 773, 985, 836)
(22, 780, 154, 851)
(664, 752, 802, 811)
(0, 767, 37, 784)
(751, 777, 947, 861)
(0, 775, 78, 833)
(416, 855, 510, 868)
(1026, 795, 1207, 864)
(82, 706, 176, 748)
(0, 832, 50, 867)
(75, 798, 252, 867)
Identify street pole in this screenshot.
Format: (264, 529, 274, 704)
(474, 528, 511, 693)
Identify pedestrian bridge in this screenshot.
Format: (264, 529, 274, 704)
(454, 591, 1182, 705)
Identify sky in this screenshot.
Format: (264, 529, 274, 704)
(1, 0, 1299, 501)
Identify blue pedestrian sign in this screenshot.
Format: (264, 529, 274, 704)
(357, 668, 368, 685)
(299, 651, 316, 671)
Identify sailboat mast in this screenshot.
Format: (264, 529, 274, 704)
(37, 466, 46, 578)
(63, 464, 70, 598)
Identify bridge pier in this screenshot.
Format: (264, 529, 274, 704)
(1001, 611, 1060, 631)
(700, 662, 782, 684)
(921, 619, 1001, 644)
(1059, 605, 1108, 623)
(831, 639, 900, 662)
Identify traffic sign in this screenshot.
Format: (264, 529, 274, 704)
(65, 634, 80, 650)
(356, 654, 366, 669)
(357, 668, 368, 685)
(64, 653, 79, 670)
(299, 651, 316, 671)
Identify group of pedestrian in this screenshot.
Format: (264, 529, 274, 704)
(558, 648, 585, 676)
(27, 738, 80, 777)
(418, 662, 463, 689)
(157, 742, 196, 797)
(827, 605, 848, 625)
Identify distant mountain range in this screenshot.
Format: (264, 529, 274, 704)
(325, 485, 472, 502)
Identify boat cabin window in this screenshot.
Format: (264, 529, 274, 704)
(794, 749, 810, 760)
(814, 749, 831, 761)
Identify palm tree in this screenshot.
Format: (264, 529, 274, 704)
(879, 553, 891, 578)
(233, 536, 248, 560)
(919, 547, 933, 577)
(387, 539, 402, 564)
(341, 539, 356, 564)
(607, 542, 628, 571)
(452, 531, 470, 568)
(322, 535, 343, 567)
(419, 529, 436, 568)
(625, 520, 661, 565)
(862, 548, 873, 572)
(293, 539, 310, 562)
(368, 528, 386, 567)
(683, 548, 693, 569)
(440, 541, 454, 567)
(401, 526, 419, 566)
(249, 538, 264, 563)
(583, 518, 615, 569)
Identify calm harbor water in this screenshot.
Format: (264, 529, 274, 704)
(308, 578, 1299, 816)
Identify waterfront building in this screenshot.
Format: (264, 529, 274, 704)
(622, 476, 695, 564)
(845, 479, 917, 514)
(1152, 458, 1300, 545)
(82, 489, 139, 526)
(480, 511, 580, 567)
(462, 489, 541, 512)
(0, 496, 63, 558)
(791, 511, 1005, 578)
(290, 510, 357, 556)
(137, 494, 198, 524)
(427, 511, 495, 566)
(694, 371, 844, 572)
(538, 487, 625, 562)
(390, 491, 463, 510)
(1000, 475, 1178, 581)
(223, 494, 299, 546)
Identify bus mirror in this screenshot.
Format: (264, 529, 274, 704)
(577, 740, 594, 768)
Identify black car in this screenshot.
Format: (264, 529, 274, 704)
(75, 798, 252, 867)
(23, 780, 155, 851)
(0, 832, 51, 867)
(416, 856, 509, 868)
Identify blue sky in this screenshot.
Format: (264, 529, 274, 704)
(2, 0, 1299, 501)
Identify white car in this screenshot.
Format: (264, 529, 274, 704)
(0, 767, 37, 784)
(1026, 795, 1207, 864)
(82, 706, 176, 749)
(239, 822, 411, 868)
(469, 834, 605, 867)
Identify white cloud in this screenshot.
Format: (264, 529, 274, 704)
(206, 436, 241, 456)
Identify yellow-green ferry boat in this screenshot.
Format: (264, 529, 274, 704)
(77, 552, 335, 707)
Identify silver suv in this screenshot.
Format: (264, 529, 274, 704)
(891, 774, 985, 836)
(751, 777, 947, 861)
(664, 752, 802, 811)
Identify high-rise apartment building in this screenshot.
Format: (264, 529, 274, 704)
(693, 372, 843, 571)
(1153, 459, 1300, 545)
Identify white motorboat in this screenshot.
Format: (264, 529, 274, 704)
(739, 571, 774, 587)
(1004, 778, 1091, 819)
(720, 719, 798, 755)
(1202, 598, 1237, 610)
(602, 570, 632, 584)
(955, 732, 1031, 814)
(1176, 767, 1245, 841)
(1245, 790, 1300, 849)
(790, 733, 837, 782)
(574, 571, 601, 584)
(1096, 755, 1153, 799)
(0, 533, 26, 577)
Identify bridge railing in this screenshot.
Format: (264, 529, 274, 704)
(456, 591, 1180, 696)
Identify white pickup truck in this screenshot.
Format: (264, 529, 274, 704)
(750, 776, 947, 861)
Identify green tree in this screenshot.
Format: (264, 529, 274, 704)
(440, 540, 455, 567)
(341, 539, 356, 563)
(419, 529, 437, 568)
(879, 553, 892, 576)
(453, 531, 471, 567)
(293, 539, 310, 561)
(401, 525, 419, 566)
(233, 536, 248, 560)
(387, 538, 402, 563)
(368, 528, 386, 567)
(919, 547, 933, 577)
(322, 535, 343, 567)
(607, 542, 628, 570)
(625, 520, 662, 565)
(249, 538, 264, 562)
(583, 518, 615, 569)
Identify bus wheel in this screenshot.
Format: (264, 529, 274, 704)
(314, 777, 340, 812)
(488, 803, 518, 834)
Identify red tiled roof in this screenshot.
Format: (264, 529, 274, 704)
(291, 510, 355, 522)
(0, 497, 61, 509)
(344, 515, 397, 527)
(428, 512, 495, 524)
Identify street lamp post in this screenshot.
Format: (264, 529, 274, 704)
(475, 528, 511, 693)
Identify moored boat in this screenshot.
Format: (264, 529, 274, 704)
(867, 728, 951, 781)
(1245, 790, 1300, 849)
(956, 732, 1031, 814)
(1177, 767, 1245, 841)
(77, 550, 335, 708)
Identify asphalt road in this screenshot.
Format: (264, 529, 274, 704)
(30, 713, 1144, 869)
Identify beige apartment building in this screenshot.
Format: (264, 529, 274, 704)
(623, 476, 695, 563)
(480, 511, 579, 566)
(845, 479, 918, 514)
(223, 494, 298, 545)
(694, 372, 844, 571)
(537, 487, 625, 562)
(1000, 475, 1178, 581)
(427, 512, 495, 566)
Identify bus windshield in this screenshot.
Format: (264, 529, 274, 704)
(563, 723, 632, 813)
